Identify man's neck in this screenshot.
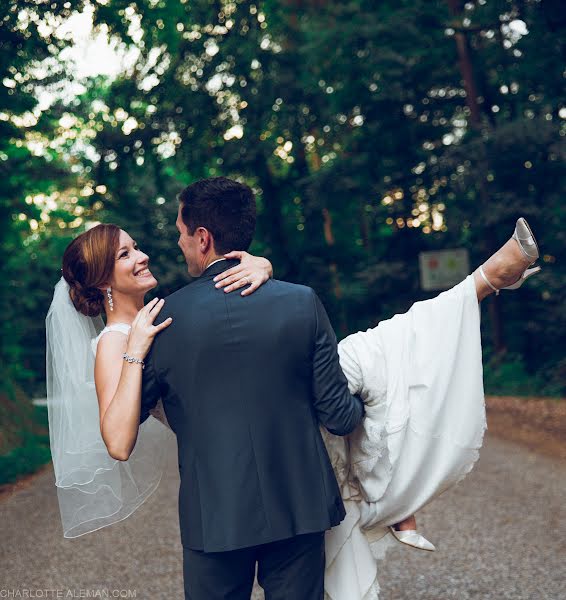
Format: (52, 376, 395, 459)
(200, 255, 226, 274)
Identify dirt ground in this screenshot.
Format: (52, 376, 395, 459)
(2, 395, 565, 600)
(1, 394, 564, 504)
(484, 394, 566, 460)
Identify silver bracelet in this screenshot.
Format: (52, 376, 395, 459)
(123, 353, 145, 369)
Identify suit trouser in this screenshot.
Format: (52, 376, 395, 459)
(183, 531, 325, 600)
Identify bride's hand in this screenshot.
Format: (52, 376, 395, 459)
(125, 298, 173, 360)
(213, 251, 273, 296)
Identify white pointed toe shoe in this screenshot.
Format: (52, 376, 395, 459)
(388, 526, 436, 552)
(478, 217, 542, 295)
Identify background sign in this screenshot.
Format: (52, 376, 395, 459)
(419, 248, 470, 291)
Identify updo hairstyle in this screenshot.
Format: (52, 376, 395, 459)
(61, 223, 121, 317)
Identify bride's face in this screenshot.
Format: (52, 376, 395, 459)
(109, 230, 157, 296)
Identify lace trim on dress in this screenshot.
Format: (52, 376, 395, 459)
(336, 331, 393, 504)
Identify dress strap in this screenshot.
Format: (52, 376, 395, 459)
(104, 323, 132, 335)
(91, 323, 131, 355)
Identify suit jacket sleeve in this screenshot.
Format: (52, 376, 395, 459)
(140, 347, 160, 425)
(310, 289, 365, 436)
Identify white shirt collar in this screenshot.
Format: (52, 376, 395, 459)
(206, 258, 227, 269)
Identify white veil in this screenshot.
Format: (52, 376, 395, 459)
(45, 276, 175, 538)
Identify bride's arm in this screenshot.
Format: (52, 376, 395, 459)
(213, 250, 273, 295)
(95, 299, 172, 461)
(95, 333, 143, 460)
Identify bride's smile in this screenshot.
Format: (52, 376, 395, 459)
(134, 267, 152, 278)
(112, 230, 158, 296)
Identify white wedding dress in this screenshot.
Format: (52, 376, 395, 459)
(321, 272, 486, 600)
(90, 273, 486, 600)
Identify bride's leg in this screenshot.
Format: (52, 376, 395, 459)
(393, 514, 417, 532)
(389, 514, 436, 550)
(473, 237, 533, 302)
(389, 240, 525, 537)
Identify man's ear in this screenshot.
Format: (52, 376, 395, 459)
(198, 227, 213, 254)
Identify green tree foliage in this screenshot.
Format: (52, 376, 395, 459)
(0, 0, 88, 396)
(2, 0, 565, 397)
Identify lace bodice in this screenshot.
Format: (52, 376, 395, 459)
(90, 322, 171, 430)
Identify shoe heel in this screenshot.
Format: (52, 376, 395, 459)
(502, 265, 542, 290)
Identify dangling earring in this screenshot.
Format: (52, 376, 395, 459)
(106, 287, 114, 311)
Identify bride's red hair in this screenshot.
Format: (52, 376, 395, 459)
(62, 224, 121, 316)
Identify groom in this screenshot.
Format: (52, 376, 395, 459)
(140, 176, 365, 599)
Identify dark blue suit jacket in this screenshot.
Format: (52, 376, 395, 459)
(140, 259, 364, 552)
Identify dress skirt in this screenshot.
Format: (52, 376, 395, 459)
(322, 273, 487, 600)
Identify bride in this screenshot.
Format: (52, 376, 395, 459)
(46, 213, 541, 599)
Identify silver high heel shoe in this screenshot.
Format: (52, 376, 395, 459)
(388, 525, 436, 552)
(478, 217, 541, 295)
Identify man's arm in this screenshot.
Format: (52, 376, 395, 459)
(310, 289, 365, 435)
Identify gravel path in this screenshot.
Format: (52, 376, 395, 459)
(1, 431, 564, 600)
